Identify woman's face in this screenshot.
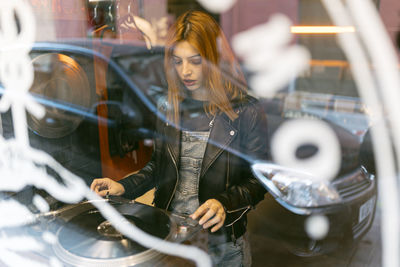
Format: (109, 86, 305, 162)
(172, 41, 206, 99)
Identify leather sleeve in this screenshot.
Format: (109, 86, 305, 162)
(118, 106, 166, 200)
(118, 152, 157, 200)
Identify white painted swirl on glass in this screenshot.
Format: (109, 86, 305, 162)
(271, 119, 341, 181)
(321, 1, 400, 266)
(232, 14, 310, 98)
(196, 0, 237, 13)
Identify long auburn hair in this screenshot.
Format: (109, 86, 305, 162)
(164, 10, 247, 125)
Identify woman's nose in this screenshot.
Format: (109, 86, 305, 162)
(182, 62, 192, 77)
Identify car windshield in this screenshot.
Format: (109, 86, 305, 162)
(110, 44, 167, 106)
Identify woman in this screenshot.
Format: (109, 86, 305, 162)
(91, 10, 269, 266)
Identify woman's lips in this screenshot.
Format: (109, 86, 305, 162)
(183, 79, 196, 87)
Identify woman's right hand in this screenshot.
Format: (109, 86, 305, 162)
(90, 178, 125, 197)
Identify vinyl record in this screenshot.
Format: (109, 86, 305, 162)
(52, 201, 176, 267)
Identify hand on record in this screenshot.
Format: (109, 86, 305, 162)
(190, 199, 226, 233)
(90, 178, 125, 197)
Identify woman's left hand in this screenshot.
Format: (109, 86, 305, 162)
(190, 199, 226, 232)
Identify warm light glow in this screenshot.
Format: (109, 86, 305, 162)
(309, 60, 349, 67)
(291, 26, 355, 34)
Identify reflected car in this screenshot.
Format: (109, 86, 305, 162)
(248, 95, 376, 256)
(0, 40, 377, 257)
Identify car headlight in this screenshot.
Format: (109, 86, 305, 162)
(252, 162, 341, 209)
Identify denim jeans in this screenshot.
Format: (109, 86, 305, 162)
(208, 233, 252, 267)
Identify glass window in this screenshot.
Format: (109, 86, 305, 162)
(1, 0, 399, 266)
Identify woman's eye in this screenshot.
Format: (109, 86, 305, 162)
(191, 59, 202, 65)
(173, 60, 182, 65)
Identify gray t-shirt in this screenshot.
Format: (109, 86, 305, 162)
(170, 130, 209, 215)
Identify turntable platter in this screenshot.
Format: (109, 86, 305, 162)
(52, 201, 176, 266)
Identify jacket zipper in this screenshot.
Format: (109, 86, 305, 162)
(225, 153, 230, 190)
(225, 152, 238, 243)
(224, 117, 247, 239)
(166, 145, 179, 210)
(227, 205, 251, 243)
(202, 147, 226, 178)
(231, 225, 237, 245)
(225, 205, 251, 227)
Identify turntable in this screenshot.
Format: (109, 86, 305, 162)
(38, 196, 204, 267)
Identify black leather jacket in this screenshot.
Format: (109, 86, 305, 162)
(119, 96, 269, 241)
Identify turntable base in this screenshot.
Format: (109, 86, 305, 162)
(45, 199, 203, 267)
